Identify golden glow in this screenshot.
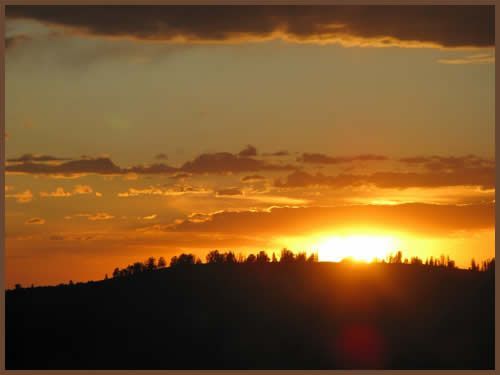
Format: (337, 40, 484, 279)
(316, 235, 400, 263)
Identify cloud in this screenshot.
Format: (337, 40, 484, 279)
(6, 189, 34, 203)
(141, 214, 157, 220)
(118, 185, 211, 197)
(6, 157, 122, 177)
(73, 184, 93, 194)
(216, 187, 243, 196)
(297, 153, 388, 164)
(438, 53, 495, 65)
(241, 174, 266, 183)
(168, 202, 494, 237)
(25, 217, 45, 225)
(5, 155, 179, 178)
(276, 155, 494, 190)
(7, 153, 70, 163)
(75, 212, 115, 221)
(5, 34, 31, 49)
(127, 163, 177, 175)
(155, 153, 168, 160)
(238, 144, 257, 157)
(40, 187, 72, 198)
(263, 150, 290, 157)
(169, 172, 192, 180)
(39, 184, 94, 198)
(5, 150, 289, 177)
(180, 152, 293, 174)
(399, 155, 494, 172)
(6, 5, 494, 48)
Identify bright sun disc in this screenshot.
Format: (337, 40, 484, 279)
(316, 235, 398, 263)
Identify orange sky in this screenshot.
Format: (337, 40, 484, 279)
(5, 5, 495, 288)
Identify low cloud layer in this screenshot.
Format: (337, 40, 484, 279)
(6, 150, 292, 177)
(40, 185, 95, 198)
(276, 166, 494, 190)
(6, 5, 494, 48)
(6, 189, 34, 203)
(118, 185, 211, 198)
(277, 155, 494, 190)
(169, 202, 494, 237)
(180, 152, 293, 174)
(7, 153, 70, 163)
(297, 153, 388, 164)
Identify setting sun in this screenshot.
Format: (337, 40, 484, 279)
(316, 235, 400, 263)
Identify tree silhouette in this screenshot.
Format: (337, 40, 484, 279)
(206, 250, 225, 264)
(256, 251, 270, 263)
(307, 252, 318, 263)
(132, 262, 145, 274)
(158, 257, 167, 268)
(225, 251, 237, 264)
(145, 257, 156, 271)
(170, 253, 197, 267)
(246, 254, 257, 263)
(296, 252, 307, 262)
(280, 248, 295, 263)
(410, 256, 423, 266)
(470, 258, 479, 271)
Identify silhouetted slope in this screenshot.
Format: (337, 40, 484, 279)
(6, 262, 494, 369)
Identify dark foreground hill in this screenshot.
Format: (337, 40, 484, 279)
(6, 262, 494, 369)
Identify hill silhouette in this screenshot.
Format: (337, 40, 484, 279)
(6, 252, 494, 370)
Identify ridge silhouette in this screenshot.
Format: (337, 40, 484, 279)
(6, 250, 494, 369)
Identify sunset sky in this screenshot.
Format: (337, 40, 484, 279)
(5, 5, 495, 287)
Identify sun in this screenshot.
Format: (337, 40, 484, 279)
(316, 235, 399, 263)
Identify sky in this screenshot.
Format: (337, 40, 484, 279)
(4, 5, 495, 287)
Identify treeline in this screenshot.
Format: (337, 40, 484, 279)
(112, 256, 167, 278)
(110, 249, 494, 279)
(112, 249, 318, 278)
(376, 250, 495, 272)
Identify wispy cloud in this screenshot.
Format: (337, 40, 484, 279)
(69, 212, 115, 221)
(25, 217, 45, 225)
(39, 184, 95, 198)
(438, 53, 494, 65)
(6, 189, 34, 203)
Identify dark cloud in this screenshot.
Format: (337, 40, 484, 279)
(155, 153, 168, 160)
(216, 187, 243, 196)
(169, 172, 192, 180)
(127, 163, 178, 175)
(5, 34, 31, 49)
(276, 170, 366, 188)
(238, 144, 257, 157)
(169, 202, 494, 236)
(6, 150, 291, 177)
(297, 153, 388, 164)
(263, 150, 290, 157)
(180, 152, 293, 174)
(399, 155, 495, 172)
(25, 217, 45, 225)
(6, 157, 122, 176)
(276, 163, 495, 190)
(7, 153, 71, 163)
(6, 5, 494, 48)
(241, 174, 266, 183)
